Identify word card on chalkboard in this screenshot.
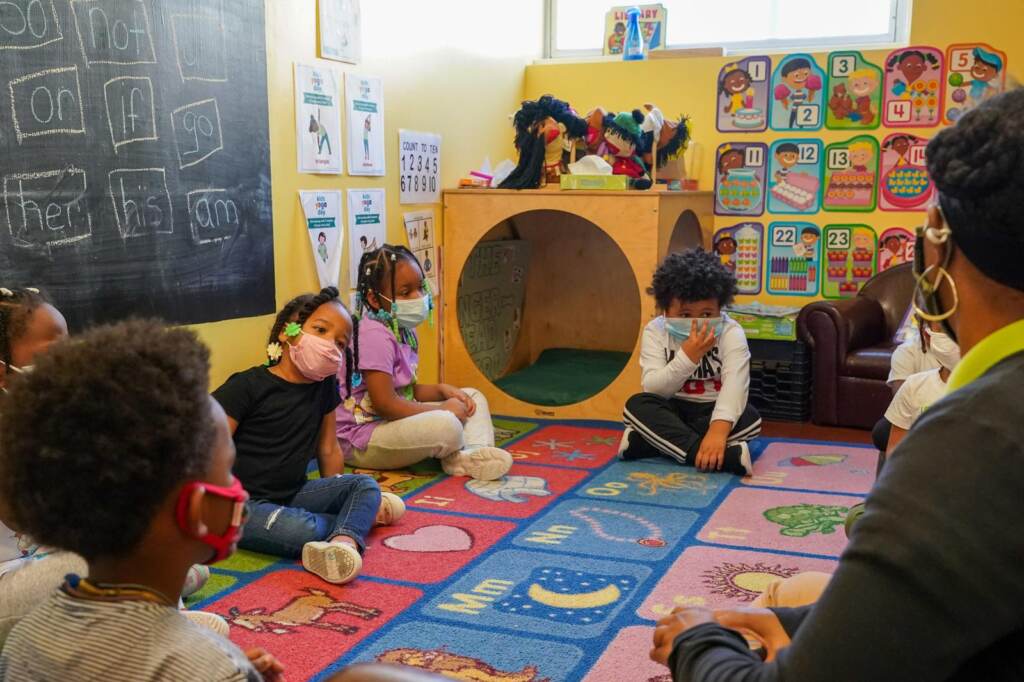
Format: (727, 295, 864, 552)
(0, 0, 274, 330)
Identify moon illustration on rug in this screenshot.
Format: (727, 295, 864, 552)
(494, 567, 636, 624)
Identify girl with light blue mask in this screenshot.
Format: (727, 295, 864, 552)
(337, 245, 514, 482)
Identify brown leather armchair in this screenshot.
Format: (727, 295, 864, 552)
(797, 263, 915, 429)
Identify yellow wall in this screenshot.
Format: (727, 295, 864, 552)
(191, 0, 542, 388)
(524, 0, 1023, 306)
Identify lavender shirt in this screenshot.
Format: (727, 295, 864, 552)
(336, 317, 418, 456)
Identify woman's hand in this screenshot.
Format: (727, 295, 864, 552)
(682, 320, 716, 364)
(650, 607, 716, 665)
(439, 384, 476, 417)
(713, 607, 791, 662)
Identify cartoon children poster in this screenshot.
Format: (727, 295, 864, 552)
(770, 54, 825, 131)
(944, 44, 1007, 124)
(714, 142, 767, 217)
(716, 56, 771, 133)
(825, 52, 883, 130)
(822, 135, 879, 212)
(295, 63, 342, 174)
(767, 139, 822, 215)
(766, 222, 820, 296)
(714, 223, 763, 295)
(823, 225, 877, 299)
(879, 134, 933, 212)
(299, 190, 344, 288)
(879, 227, 915, 271)
(883, 46, 944, 127)
(345, 73, 386, 176)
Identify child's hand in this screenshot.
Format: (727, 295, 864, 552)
(441, 398, 469, 423)
(439, 384, 476, 417)
(682, 320, 716, 363)
(695, 431, 727, 471)
(246, 648, 285, 682)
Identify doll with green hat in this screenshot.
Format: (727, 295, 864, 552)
(597, 109, 653, 189)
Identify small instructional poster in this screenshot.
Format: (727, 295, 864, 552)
(879, 227, 915, 271)
(822, 225, 877, 299)
(295, 63, 342, 174)
(403, 210, 439, 295)
(766, 222, 821, 297)
(300, 190, 343, 288)
(319, 0, 361, 64)
(883, 46, 944, 128)
(943, 43, 1007, 124)
(714, 142, 767, 217)
(714, 223, 763, 295)
(716, 56, 771, 133)
(766, 139, 822, 215)
(822, 135, 879, 212)
(769, 54, 825, 131)
(347, 188, 386, 289)
(825, 51, 883, 130)
(879, 133, 934, 212)
(345, 73, 385, 176)
(399, 130, 441, 204)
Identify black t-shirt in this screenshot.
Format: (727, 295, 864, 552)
(212, 367, 341, 504)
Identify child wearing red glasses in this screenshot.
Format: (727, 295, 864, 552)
(0, 320, 282, 680)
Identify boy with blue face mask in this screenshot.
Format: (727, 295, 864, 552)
(620, 249, 761, 474)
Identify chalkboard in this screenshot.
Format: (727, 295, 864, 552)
(456, 240, 529, 381)
(0, 0, 274, 330)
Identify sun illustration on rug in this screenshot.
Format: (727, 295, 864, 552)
(763, 504, 849, 538)
(701, 561, 801, 601)
(494, 567, 636, 625)
(376, 647, 549, 682)
(628, 471, 715, 496)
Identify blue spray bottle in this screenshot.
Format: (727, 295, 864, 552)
(623, 7, 645, 61)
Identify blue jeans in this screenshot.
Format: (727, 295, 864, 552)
(239, 474, 381, 557)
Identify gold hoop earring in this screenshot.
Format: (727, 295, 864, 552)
(912, 264, 959, 322)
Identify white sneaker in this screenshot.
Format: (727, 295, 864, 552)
(183, 610, 230, 638)
(302, 541, 362, 584)
(441, 447, 513, 481)
(181, 564, 210, 598)
(738, 441, 753, 476)
(617, 426, 635, 458)
(375, 492, 406, 526)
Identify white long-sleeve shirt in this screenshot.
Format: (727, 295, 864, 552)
(639, 313, 751, 424)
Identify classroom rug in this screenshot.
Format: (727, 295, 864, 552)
(189, 418, 872, 681)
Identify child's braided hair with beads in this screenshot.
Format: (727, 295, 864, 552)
(266, 286, 356, 394)
(0, 287, 47, 374)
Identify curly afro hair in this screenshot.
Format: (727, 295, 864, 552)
(927, 88, 1024, 291)
(648, 248, 738, 310)
(0, 319, 216, 561)
(0, 287, 47, 372)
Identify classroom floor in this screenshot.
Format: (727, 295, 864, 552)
(187, 418, 873, 681)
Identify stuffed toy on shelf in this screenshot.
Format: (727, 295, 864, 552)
(640, 104, 692, 188)
(498, 95, 589, 189)
(586, 108, 652, 190)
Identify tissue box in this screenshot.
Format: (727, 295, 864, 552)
(560, 175, 629, 191)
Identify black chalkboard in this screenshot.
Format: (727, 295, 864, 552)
(0, 0, 274, 330)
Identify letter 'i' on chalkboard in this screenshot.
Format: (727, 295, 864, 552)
(0, 0, 275, 330)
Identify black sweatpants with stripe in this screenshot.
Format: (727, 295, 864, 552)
(622, 392, 762, 468)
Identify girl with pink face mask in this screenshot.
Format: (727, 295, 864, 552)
(213, 287, 402, 585)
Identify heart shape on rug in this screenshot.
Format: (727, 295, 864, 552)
(383, 525, 473, 553)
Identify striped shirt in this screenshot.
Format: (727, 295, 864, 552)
(0, 590, 259, 681)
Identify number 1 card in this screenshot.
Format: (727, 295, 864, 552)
(717, 56, 771, 133)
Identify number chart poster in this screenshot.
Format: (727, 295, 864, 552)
(713, 223, 763, 296)
(0, 0, 274, 329)
(823, 225, 877, 299)
(825, 51, 883, 130)
(770, 54, 824, 132)
(300, 190, 343, 289)
(879, 134, 933, 212)
(943, 43, 1007, 124)
(766, 139, 822, 215)
(319, 0, 361, 64)
(879, 227, 914, 272)
(295, 63, 342, 174)
(714, 143, 767, 217)
(716, 56, 771, 133)
(822, 135, 879, 212)
(346, 73, 385, 176)
(883, 46, 944, 128)
(399, 130, 441, 205)
(347, 188, 386, 289)
(766, 222, 820, 297)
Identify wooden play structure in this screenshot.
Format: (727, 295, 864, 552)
(442, 189, 715, 420)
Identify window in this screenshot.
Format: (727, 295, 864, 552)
(546, 0, 910, 58)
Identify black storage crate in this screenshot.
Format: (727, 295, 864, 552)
(747, 339, 812, 422)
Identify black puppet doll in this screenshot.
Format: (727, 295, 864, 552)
(498, 95, 588, 190)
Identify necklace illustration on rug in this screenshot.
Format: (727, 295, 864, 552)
(568, 506, 666, 547)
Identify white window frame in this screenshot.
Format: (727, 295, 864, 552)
(544, 0, 912, 59)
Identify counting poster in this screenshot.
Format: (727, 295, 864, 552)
(714, 142, 767, 216)
(879, 227, 915, 272)
(822, 135, 879, 212)
(825, 51, 883, 130)
(716, 56, 771, 133)
(769, 54, 825, 132)
(879, 134, 933, 212)
(943, 43, 1007, 124)
(713, 223, 763, 295)
(766, 139, 822, 215)
(766, 222, 820, 297)
(822, 225, 877, 299)
(883, 46, 944, 128)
